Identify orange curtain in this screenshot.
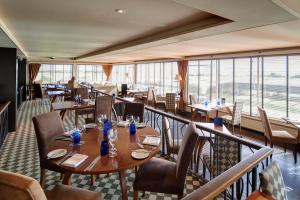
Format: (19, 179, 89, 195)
(102, 64, 113, 81)
(29, 63, 41, 84)
(177, 60, 188, 111)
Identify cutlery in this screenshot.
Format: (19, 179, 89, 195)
(58, 151, 76, 165)
(84, 156, 101, 172)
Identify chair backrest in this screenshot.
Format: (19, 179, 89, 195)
(189, 94, 198, 105)
(95, 96, 113, 121)
(166, 93, 176, 111)
(162, 116, 175, 153)
(33, 83, 43, 99)
(123, 102, 145, 122)
(151, 89, 158, 104)
(258, 107, 272, 140)
(146, 87, 154, 104)
(0, 170, 47, 200)
(176, 123, 200, 190)
(232, 102, 243, 124)
(121, 84, 128, 95)
(259, 161, 287, 200)
(32, 112, 65, 167)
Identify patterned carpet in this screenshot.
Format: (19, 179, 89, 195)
(0, 100, 202, 199)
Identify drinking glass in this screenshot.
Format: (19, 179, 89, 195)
(126, 115, 133, 127)
(108, 129, 118, 157)
(97, 114, 107, 127)
(133, 116, 140, 123)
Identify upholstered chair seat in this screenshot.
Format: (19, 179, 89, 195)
(0, 170, 101, 200)
(133, 123, 203, 199)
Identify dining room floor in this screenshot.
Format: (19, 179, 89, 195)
(0, 99, 299, 199)
(0, 100, 203, 200)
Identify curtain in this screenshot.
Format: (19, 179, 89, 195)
(102, 64, 113, 81)
(177, 60, 188, 111)
(29, 63, 41, 84)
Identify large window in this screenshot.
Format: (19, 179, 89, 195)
(187, 55, 300, 119)
(111, 64, 135, 85)
(136, 61, 178, 94)
(36, 64, 72, 83)
(77, 64, 103, 83)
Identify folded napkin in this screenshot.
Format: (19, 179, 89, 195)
(142, 136, 161, 146)
(117, 121, 129, 127)
(61, 154, 88, 168)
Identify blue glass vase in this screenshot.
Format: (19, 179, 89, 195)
(129, 120, 137, 135)
(71, 130, 81, 145)
(100, 137, 109, 156)
(214, 117, 223, 126)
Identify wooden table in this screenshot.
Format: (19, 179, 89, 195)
(188, 103, 233, 122)
(127, 89, 148, 97)
(47, 91, 70, 103)
(47, 126, 160, 200)
(51, 101, 95, 119)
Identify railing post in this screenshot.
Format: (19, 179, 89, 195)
(251, 166, 257, 192)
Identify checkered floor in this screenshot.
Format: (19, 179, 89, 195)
(0, 100, 202, 199)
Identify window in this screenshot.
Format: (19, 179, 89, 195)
(289, 56, 300, 119)
(219, 59, 234, 104)
(263, 56, 287, 118)
(36, 64, 72, 83)
(235, 58, 251, 114)
(77, 64, 103, 83)
(136, 61, 178, 94)
(111, 64, 135, 86)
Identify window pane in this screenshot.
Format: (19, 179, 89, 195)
(288, 56, 300, 119)
(199, 60, 211, 101)
(188, 61, 199, 99)
(235, 58, 251, 114)
(263, 56, 287, 118)
(219, 59, 234, 103)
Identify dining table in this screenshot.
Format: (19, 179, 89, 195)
(51, 101, 95, 120)
(188, 103, 233, 122)
(47, 125, 161, 200)
(47, 90, 70, 103)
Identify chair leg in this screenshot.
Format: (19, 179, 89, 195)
(134, 190, 139, 200)
(264, 137, 268, 146)
(178, 194, 183, 199)
(60, 173, 63, 180)
(40, 168, 46, 188)
(239, 124, 242, 136)
(294, 144, 298, 164)
(90, 175, 96, 186)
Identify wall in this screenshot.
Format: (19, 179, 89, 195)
(0, 47, 17, 132)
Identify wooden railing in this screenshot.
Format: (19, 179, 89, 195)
(183, 147, 273, 200)
(82, 85, 273, 199)
(0, 101, 10, 148)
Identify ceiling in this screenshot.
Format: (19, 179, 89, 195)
(0, 0, 299, 63)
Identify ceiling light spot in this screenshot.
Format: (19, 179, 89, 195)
(115, 9, 126, 14)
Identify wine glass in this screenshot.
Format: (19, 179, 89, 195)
(97, 114, 107, 127)
(108, 129, 118, 157)
(126, 115, 133, 127)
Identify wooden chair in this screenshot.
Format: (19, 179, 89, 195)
(133, 123, 203, 199)
(162, 116, 181, 156)
(152, 89, 166, 111)
(258, 107, 299, 163)
(166, 93, 176, 113)
(73, 88, 94, 126)
(145, 87, 154, 105)
(32, 112, 66, 187)
(85, 95, 113, 123)
(0, 170, 101, 200)
(221, 102, 243, 135)
(123, 102, 144, 122)
(259, 161, 287, 200)
(189, 94, 207, 121)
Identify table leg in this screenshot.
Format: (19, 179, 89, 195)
(51, 95, 58, 103)
(62, 172, 72, 185)
(118, 170, 128, 200)
(60, 110, 67, 120)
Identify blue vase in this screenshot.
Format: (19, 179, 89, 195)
(72, 130, 81, 145)
(100, 139, 109, 156)
(214, 117, 223, 126)
(129, 120, 137, 135)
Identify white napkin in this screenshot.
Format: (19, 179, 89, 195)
(142, 136, 160, 146)
(61, 154, 88, 168)
(117, 121, 129, 127)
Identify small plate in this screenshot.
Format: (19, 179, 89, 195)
(82, 99, 89, 103)
(131, 149, 150, 160)
(85, 123, 97, 129)
(47, 149, 67, 159)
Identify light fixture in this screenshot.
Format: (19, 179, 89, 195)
(49, 57, 55, 60)
(115, 9, 126, 14)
